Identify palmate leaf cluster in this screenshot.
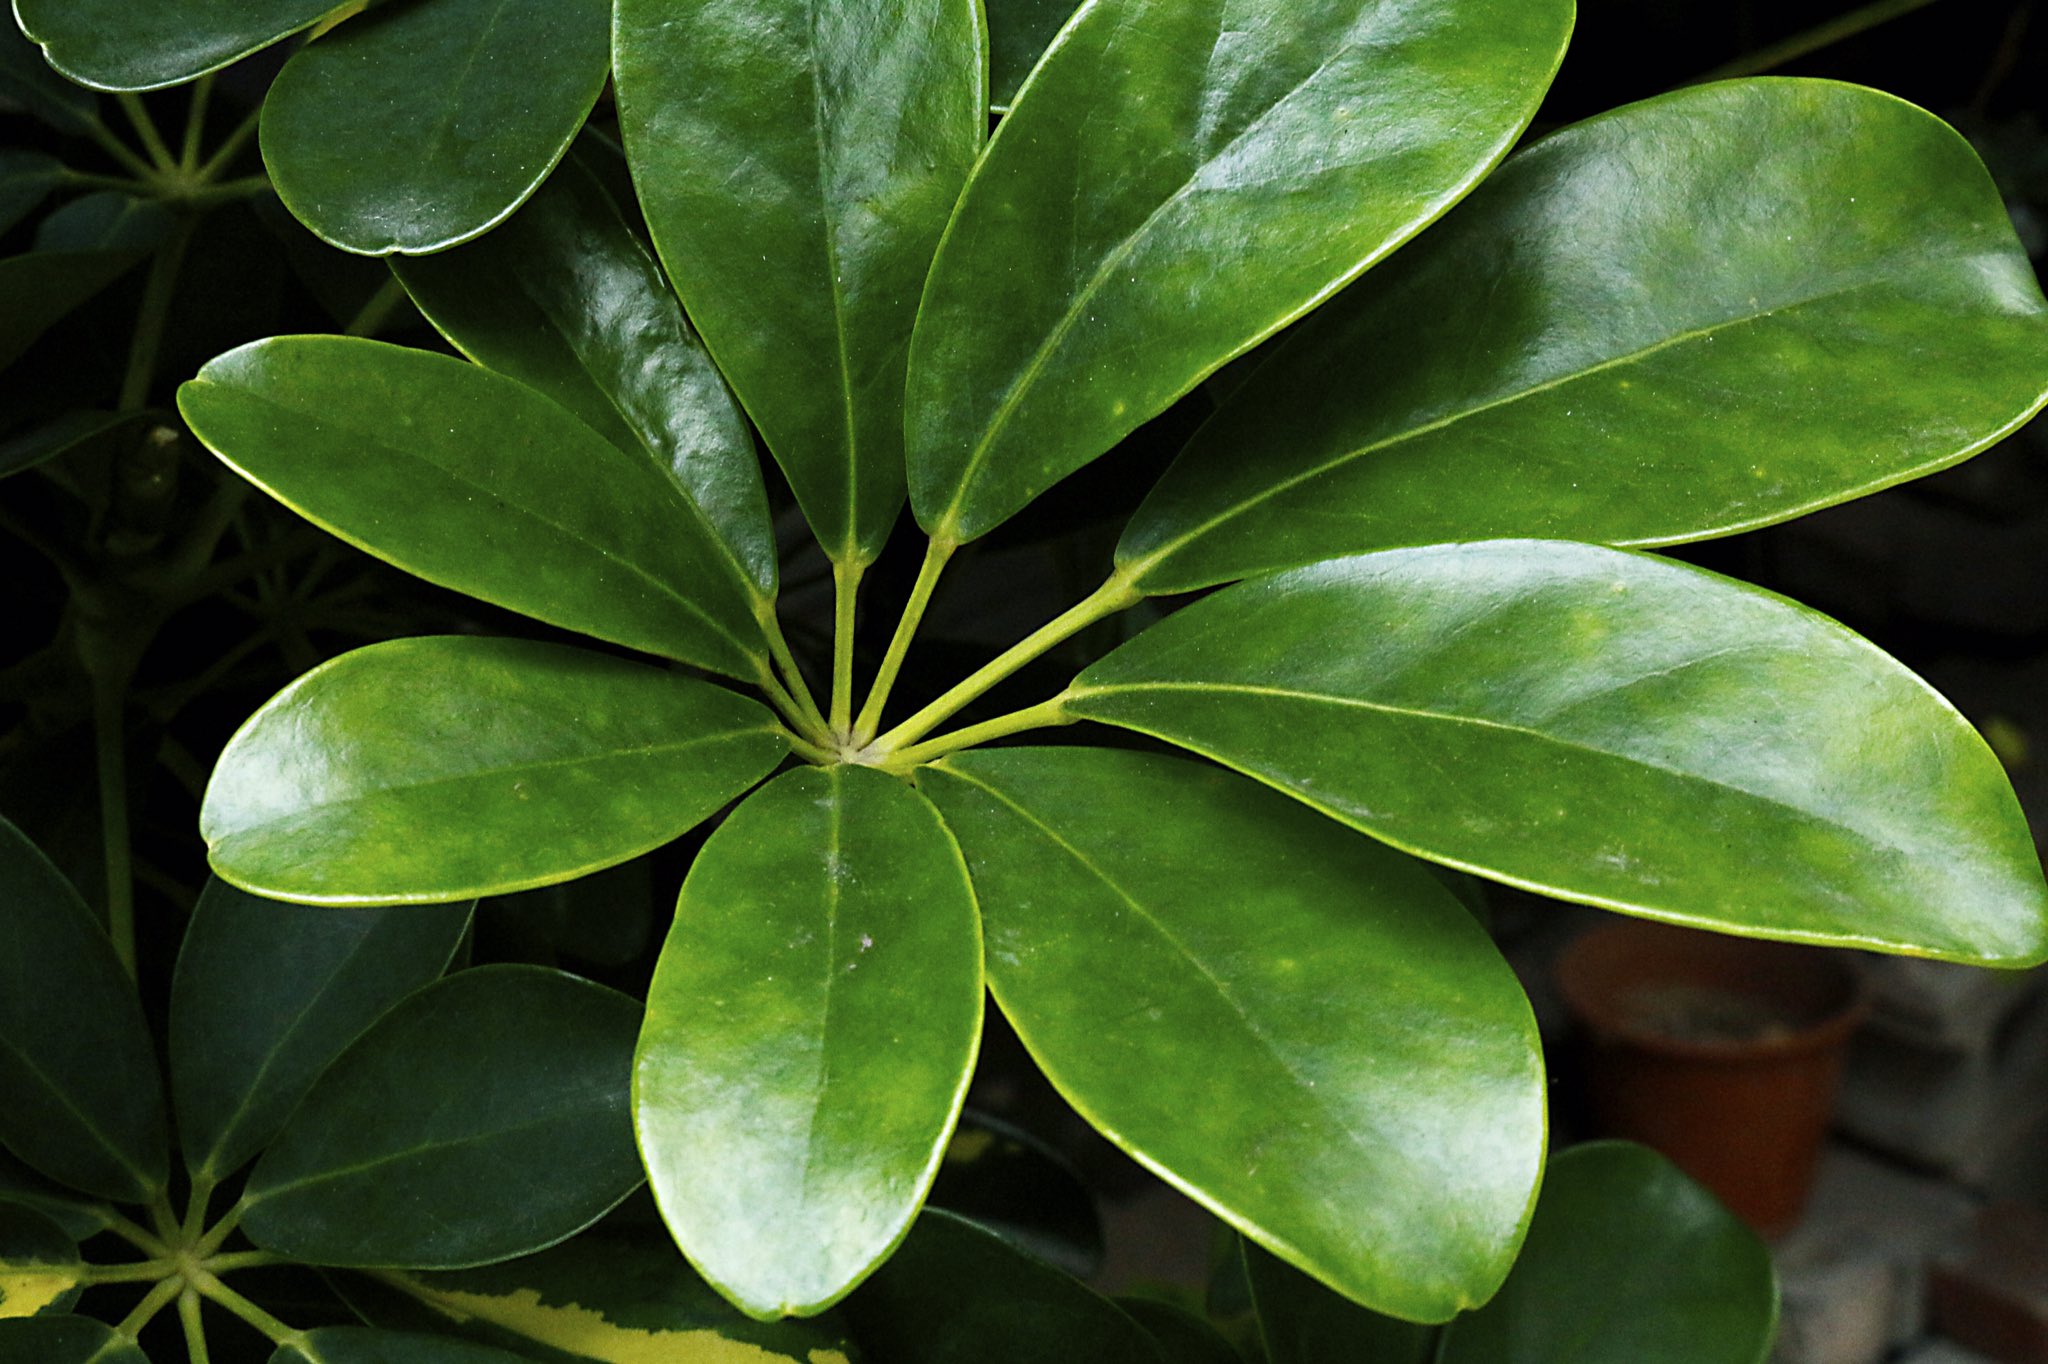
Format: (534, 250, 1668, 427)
(4, 0, 2048, 1358)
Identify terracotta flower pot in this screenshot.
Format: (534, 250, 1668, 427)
(1556, 918, 1868, 1238)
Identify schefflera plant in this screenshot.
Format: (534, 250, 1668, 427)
(179, 0, 2048, 1330)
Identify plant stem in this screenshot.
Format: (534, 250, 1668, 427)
(878, 694, 1075, 771)
(116, 1275, 186, 1338)
(182, 174, 273, 210)
(180, 76, 215, 171)
(116, 94, 177, 172)
(190, 1270, 303, 1348)
(873, 570, 1141, 753)
(200, 1251, 287, 1274)
(182, 1176, 215, 1241)
(192, 1203, 245, 1257)
(780, 725, 838, 766)
(93, 674, 137, 978)
(118, 216, 198, 413)
(179, 1287, 213, 1364)
(76, 1259, 178, 1285)
(196, 107, 262, 180)
(344, 275, 406, 338)
(82, 117, 160, 180)
(851, 536, 956, 744)
(763, 614, 829, 736)
(147, 1192, 180, 1243)
(104, 1214, 173, 1258)
(829, 558, 863, 737)
(1685, 0, 1943, 82)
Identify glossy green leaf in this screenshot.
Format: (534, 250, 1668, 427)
(393, 149, 774, 595)
(1243, 1239, 1436, 1364)
(0, 1316, 148, 1363)
(0, 152, 61, 236)
(1438, 1142, 1777, 1363)
(0, 1205, 79, 1319)
(202, 636, 787, 905)
(0, 411, 151, 480)
(614, 0, 984, 562)
(638, 765, 982, 1318)
(244, 965, 643, 1269)
(262, 0, 610, 255)
(0, 250, 145, 374)
(170, 877, 473, 1180)
(905, 0, 1575, 544)
(841, 1209, 1167, 1364)
(929, 1112, 1103, 1279)
(0, 1152, 108, 1243)
(1072, 540, 2048, 965)
(0, 817, 167, 1203)
(0, 23, 95, 131)
(271, 1326, 528, 1364)
(1119, 1298, 1240, 1364)
(12, 0, 336, 91)
(178, 337, 769, 677)
(917, 748, 1544, 1321)
(1123, 81, 2048, 591)
(335, 1226, 860, 1363)
(985, 0, 1075, 111)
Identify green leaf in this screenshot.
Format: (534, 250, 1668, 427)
(0, 1152, 109, 1243)
(33, 193, 171, 252)
(0, 23, 94, 130)
(393, 148, 775, 596)
(637, 765, 982, 1318)
(1118, 1298, 1241, 1364)
(12, 0, 336, 91)
(841, 1209, 1167, 1363)
(0, 1317, 148, 1363)
(201, 636, 788, 905)
(929, 1112, 1103, 1279)
(1438, 1142, 1777, 1363)
(0, 412, 152, 480)
(613, 0, 984, 563)
(1071, 540, 2048, 965)
(985, 0, 1075, 112)
(1122, 81, 2048, 591)
(178, 337, 769, 677)
(170, 877, 473, 1180)
(0, 817, 167, 1203)
(334, 1226, 861, 1363)
(0, 250, 146, 374)
(0, 152, 62, 236)
(271, 1327, 528, 1364)
(0, 1205, 80, 1319)
(916, 748, 1544, 1321)
(262, 0, 611, 255)
(905, 0, 1575, 544)
(1243, 1239, 1436, 1364)
(243, 965, 643, 1269)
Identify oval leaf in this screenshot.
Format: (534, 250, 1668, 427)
(393, 148, 775, 595)
(637, 765, 982, 1318)
(0, 1205, 79, 1319)
(0, 24, 96, 131)
(243, 965, 643, 1269)
(202, 636, 788, 905)
(0, 1152, 109, 1243)
(840, 1209, 1166, 1364)
(985, 0, 1076, 112)
(178, 337, 769, 678)
(13, 0, 334, 90)
(0, 411, 153, 481)
(335, 1226, 860, 1363)
(170, 877, 473, 1180)
(917, 748, 1544, 1321)
(614, 0, 985, 562)
(0, 152, 62, 236)
(1438, 1142, 1777, 1363)
(0, 1317, 147, 1363)
(929, 1112, 1104, 1279)
(272, 1326, 528, 1364)
(1071, 540, 2048, 965)
(0, 817, 167, 1203)
(1119, 1298, 1240, 1364)
(0, 250, 146, 375)
(1122, 80, 2048, 590)
(262, 0, 610, 254)
(905, 0, 1575, 543)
